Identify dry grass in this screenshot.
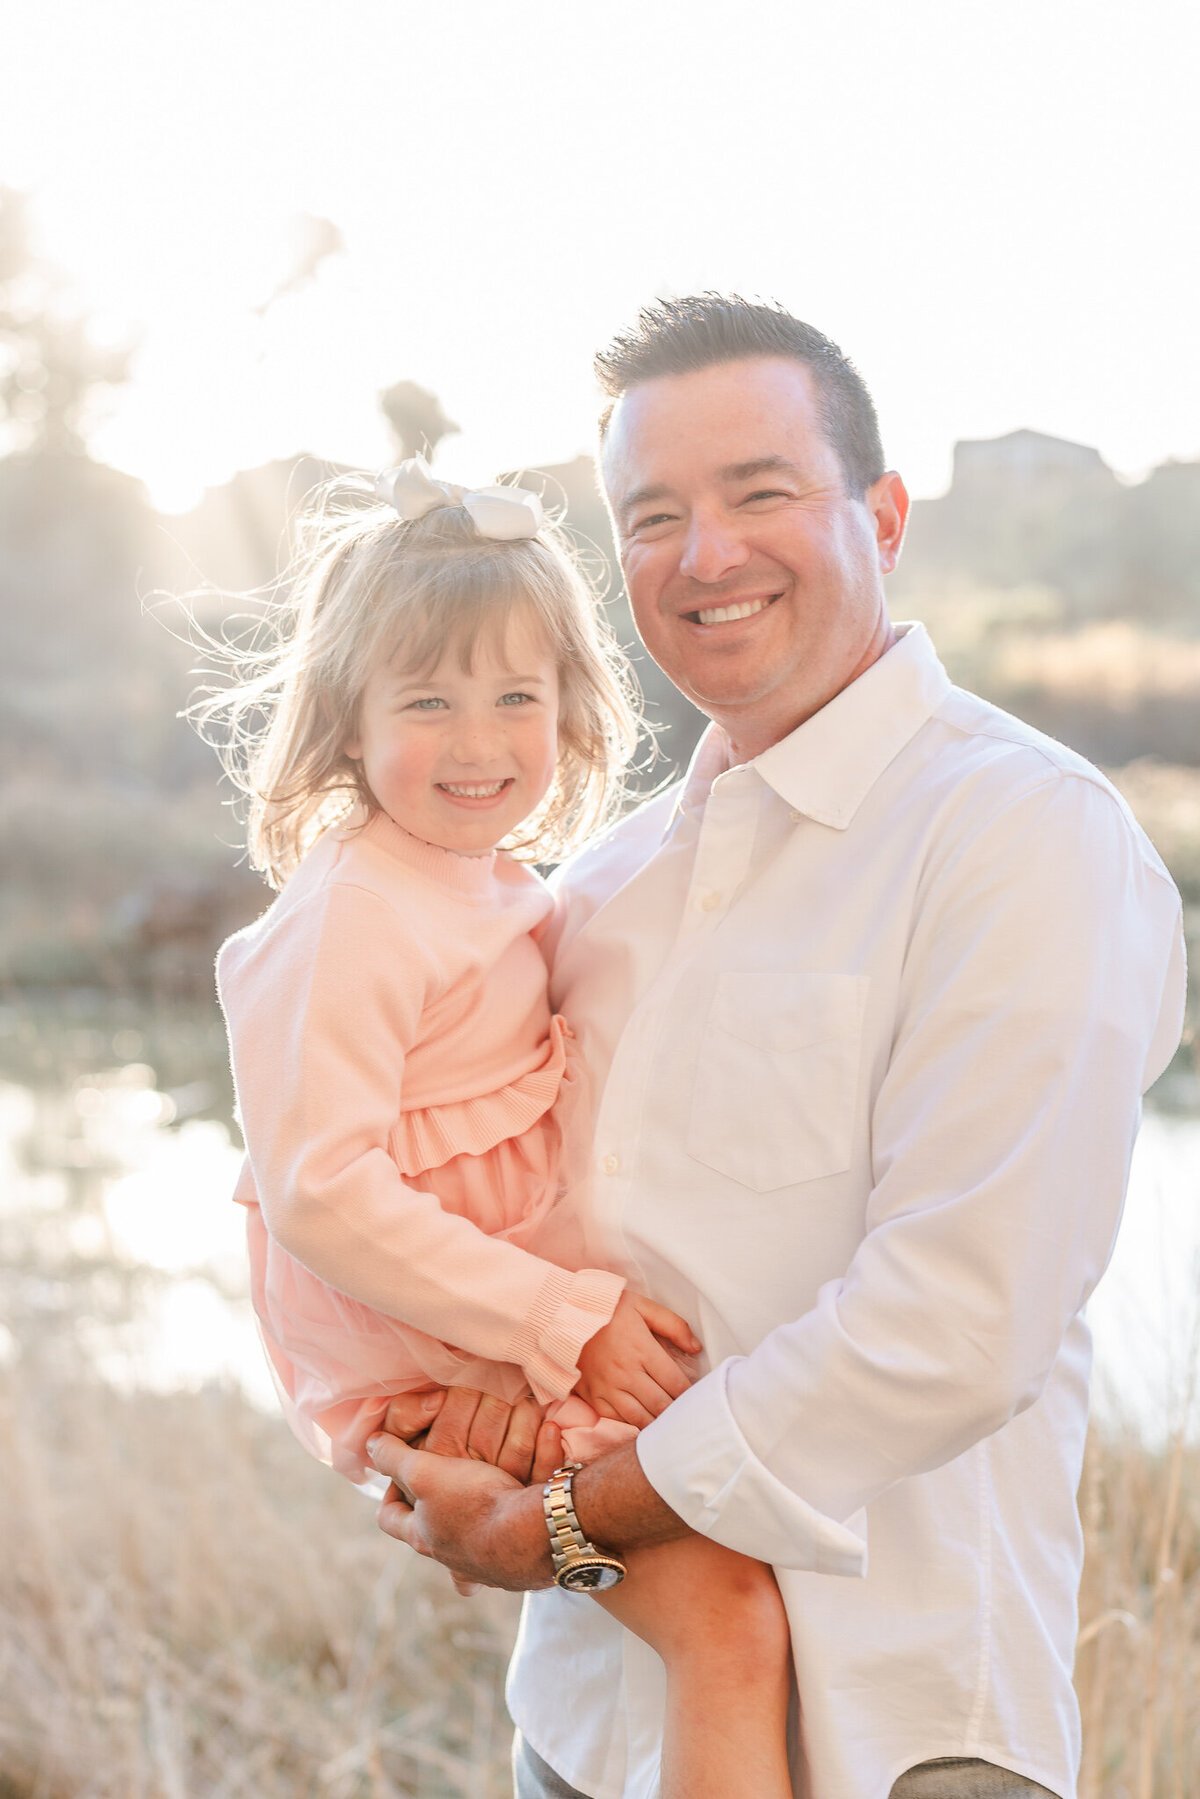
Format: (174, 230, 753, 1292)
(991, 623, 1200, 711)
(1, 1361, 1196, 1799)
(0, 1370, 520, 1798)
(1077, 1424, 1200, 1799)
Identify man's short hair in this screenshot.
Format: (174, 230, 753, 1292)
(594, 294, 886, 498)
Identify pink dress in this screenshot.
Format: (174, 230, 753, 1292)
(218, 809, 632, 1481)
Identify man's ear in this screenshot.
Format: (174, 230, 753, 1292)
(869, 472, 909, 576)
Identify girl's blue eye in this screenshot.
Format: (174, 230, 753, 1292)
(499, 691, 534, 706)
(408, 696, 447, 710)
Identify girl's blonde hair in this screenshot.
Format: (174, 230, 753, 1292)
(195, 477, 640, 887)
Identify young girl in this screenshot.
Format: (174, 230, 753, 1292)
(211, 459, 792, 1799)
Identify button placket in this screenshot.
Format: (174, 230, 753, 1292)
(590, 767, 759, 1275)
(682, 770, 758, 936)
(589, 991, 671, 1290)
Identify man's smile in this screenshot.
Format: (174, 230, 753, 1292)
(683, 594, 781, 627)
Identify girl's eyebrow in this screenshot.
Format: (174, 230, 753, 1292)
(384, 669, 551, 691)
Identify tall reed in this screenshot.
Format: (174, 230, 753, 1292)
(0, 1370, 520, 1798)
(2, 1357, 1196, 1797)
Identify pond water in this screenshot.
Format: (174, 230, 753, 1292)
(2, 1065, 1197, 1446)
(1088, 1109, 1200, 1442)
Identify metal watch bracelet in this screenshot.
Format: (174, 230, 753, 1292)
(542, 1461, 627, 1592)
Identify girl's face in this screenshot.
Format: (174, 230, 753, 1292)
(345, 608, 561, 856)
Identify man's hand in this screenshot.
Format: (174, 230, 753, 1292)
(575, 1291, 701, 1427)
(369, 1428, 561, 1590)
(383, 1386, 551, 1483)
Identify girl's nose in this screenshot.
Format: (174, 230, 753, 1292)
(449, 716, 502, 763)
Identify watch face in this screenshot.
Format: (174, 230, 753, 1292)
(559, 1560, 625, 1592)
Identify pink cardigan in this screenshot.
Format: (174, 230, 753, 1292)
(218, 810, 625, 1470)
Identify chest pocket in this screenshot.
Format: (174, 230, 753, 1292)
(687, 972, 869, 1192)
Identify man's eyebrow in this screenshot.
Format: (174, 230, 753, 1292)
(618, 481, 674, 516)
(618, 457, 803, 516)
(717, 455, 803, 483)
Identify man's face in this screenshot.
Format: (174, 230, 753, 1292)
(601, 357, 908, 757)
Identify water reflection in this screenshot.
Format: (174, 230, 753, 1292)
(0, 1044, 274, 1413)
(2, 1050, 1197, 1445)
(93, 1108, 274, 1407)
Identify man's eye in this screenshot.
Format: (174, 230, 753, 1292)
(631, 513, 675, 535)
(743, 489, 790, 504)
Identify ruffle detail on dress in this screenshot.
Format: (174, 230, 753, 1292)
(388, 1013, 573, 1177)
(506, 1263, 627, 1404)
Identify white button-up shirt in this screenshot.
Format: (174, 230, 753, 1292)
(507, 625, 1186, 1799)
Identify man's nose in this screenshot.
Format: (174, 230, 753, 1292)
(678, 508, 750, 584)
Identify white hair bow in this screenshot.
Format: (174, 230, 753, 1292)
(375, 456, 543, 541)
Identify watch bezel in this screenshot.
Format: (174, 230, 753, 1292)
(555, 1553, 627, 1592)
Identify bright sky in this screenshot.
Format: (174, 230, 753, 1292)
(3, 0, 1197, 511)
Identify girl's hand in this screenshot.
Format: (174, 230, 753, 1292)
(575, 1292, 702, 1428)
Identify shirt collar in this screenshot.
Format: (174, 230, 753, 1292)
(663, 720, 734, 839)
(664, 623, 951, 840)
(754, 623, 950, 828)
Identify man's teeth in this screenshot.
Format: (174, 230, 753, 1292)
(440, 781, 509, 798)
(694, 597, 772, 626)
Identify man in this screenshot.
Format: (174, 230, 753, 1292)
(367, 298, 1186, 1799)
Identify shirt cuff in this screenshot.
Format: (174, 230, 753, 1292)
(635, 1356, 868, 1576)
(509, 1266, 626, 1405)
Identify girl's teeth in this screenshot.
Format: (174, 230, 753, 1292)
(440, 782, 508, 798)
(696, 597, 770, 626)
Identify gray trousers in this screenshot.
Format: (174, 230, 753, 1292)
(512, 1733, 1059, 1798)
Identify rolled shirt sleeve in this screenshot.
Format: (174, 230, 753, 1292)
(637, 774, 1186, 1567)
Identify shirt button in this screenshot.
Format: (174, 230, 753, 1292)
(601, 1154, 620, 1175)
(789, 808, 803, 823)
(700, 890, 722, 912)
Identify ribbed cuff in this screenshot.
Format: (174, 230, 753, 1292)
(508, 1266, 626, 1404)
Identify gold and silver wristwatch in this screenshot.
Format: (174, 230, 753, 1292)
(542, 1462, 627, 1591)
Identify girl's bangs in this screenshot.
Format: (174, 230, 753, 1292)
(371, 546, 556, 678)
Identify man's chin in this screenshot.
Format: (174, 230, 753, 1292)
(677, 673, 783, 719)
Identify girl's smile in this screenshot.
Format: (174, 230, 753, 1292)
(346, 610, 561, 857)
(437, 778, 514, 801)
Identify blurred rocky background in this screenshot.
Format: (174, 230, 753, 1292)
(1, 185, 1197, 1105)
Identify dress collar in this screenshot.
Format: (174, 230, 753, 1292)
(349, 808, 501, 894)
(665, 624, 951, 839)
